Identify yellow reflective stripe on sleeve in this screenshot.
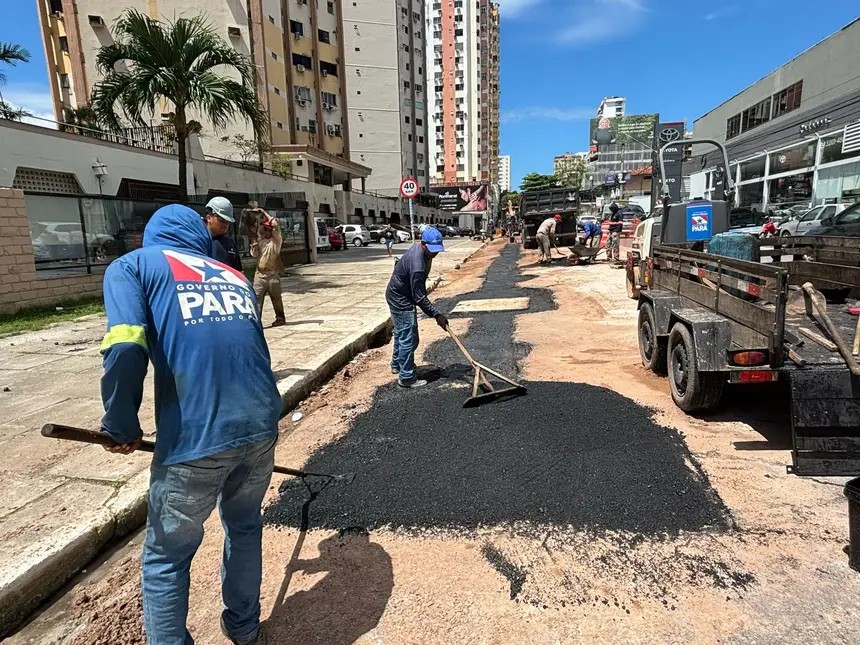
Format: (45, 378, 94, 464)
(100, 324, 149, 353)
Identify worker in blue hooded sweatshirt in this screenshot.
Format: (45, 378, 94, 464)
(99, 203, 281, 645)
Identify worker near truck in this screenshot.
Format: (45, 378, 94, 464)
(581, 219, 603, 248)
(536, 214, 561, 263)
(607, 203, 623, 262)
(386, 227, 449, 388)
(99, 203, 280, 645)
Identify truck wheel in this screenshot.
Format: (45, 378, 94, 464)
(668, 323, 724, 412)
(626, 267, 641, 300)
(638, 303, 666, 374)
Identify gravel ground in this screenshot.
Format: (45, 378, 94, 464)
(264, 246, 732, 535)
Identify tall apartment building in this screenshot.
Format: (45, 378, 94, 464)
(341, 0, 429, 195)
(498, 154, 510, 192)
(426, 0, 500, 186)
(598, 96, 626, 119)
(37, 0, 368, 174)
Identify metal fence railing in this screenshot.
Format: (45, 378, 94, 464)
(22, 192, 312, 275)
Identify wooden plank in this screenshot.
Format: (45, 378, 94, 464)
(654, 246, 782, 283)
(798, 327, 837, 351)
(795, 436, 860, 452)
(788, 261, 860, 289)
(790, 369, 860, 400)
(674, 274, 776, 337)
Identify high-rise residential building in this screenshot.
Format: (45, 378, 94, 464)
(37, 0, 368, 174)
(553, 152, 586, 177)
(598, 96, 626, 119)
(426, 0, 500, 186)
(498, 154, 510, 192)
(342, 0, 429, 195)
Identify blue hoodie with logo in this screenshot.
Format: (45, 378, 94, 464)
(99, 204, 281, 465)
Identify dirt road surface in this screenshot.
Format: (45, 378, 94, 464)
(13, 241, 860, 645)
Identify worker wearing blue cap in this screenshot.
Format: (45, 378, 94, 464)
(385, 227, 449, 387)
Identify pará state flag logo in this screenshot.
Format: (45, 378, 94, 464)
(686, 203, 713, 242)
(163, 250, 259, 325)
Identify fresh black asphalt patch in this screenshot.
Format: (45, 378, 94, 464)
(264, 245, 732, 536)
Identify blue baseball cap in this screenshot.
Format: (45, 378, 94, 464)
(421, 227, 445, 253)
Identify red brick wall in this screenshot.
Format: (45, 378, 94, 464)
(0, 188, 103, 315)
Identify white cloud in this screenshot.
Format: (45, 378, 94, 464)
(501, 106, 594, 123)
(704, 5, 738, 20)
(554, 0, 648, 46)
(2, 84, 56, 126)
(497, 0, 545, 18)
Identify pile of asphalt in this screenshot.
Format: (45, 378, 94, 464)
(264, 245, 731, 536)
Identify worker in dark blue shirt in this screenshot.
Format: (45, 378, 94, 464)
(581, 219, 603, 248)
(385, 228, 449, 387)
(204, 197, 243, 272)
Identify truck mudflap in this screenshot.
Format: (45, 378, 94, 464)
(789, 369, 860, 476)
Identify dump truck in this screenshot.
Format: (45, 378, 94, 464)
(518, 188, 580, 249)
(638, 139, 860, 476)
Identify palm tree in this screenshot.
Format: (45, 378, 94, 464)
(90, 10, 268, 199)
(0, 42, 31, 121)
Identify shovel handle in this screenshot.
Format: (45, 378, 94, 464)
(41, 423, 305, 478)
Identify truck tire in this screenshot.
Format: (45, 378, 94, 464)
(667, 323, 724, 412)
(638, 303, 666, 374)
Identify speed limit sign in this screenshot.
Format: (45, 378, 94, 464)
(399, 177, 420, 199)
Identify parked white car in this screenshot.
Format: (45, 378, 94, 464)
(779, 203, 851, 236)
(336, 224, 371, 247)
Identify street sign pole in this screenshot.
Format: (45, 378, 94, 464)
(399, 177, 420, 240)
(408, 198, 414, 239)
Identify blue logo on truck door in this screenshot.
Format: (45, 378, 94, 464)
(686, 203, 713, 241)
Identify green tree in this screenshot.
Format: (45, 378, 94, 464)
(519, 172, 559, 192)
(555, 156, 586, 189)
(91, 10, 268, 199)
(0, 42, 31, 121)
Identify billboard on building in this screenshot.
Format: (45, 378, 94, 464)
(430, 183, 489, 212)
(590, 113, 659, 151)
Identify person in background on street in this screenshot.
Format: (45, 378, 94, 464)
(536, 214, 561, 264)
(204, 196, 243, 272)
(382, 223, 396, 258)
(99, 203, 280, 645)
(581, 219, 603, 248)
(386, 227, 449, 388)
(607, 203, 623, 262)
(250, 208, 286, 328)
(760, 216, 777, 238)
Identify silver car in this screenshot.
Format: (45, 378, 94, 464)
(778, 203, 850, 236)
(336, 224, 370, 247)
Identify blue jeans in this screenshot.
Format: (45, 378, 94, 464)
(142, 436, 276, 645)
(390, 308, 419, 383)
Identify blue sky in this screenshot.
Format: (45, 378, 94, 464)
(2, 1, 859, 188)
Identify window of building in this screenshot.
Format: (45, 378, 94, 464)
(58, 36, 69, 52)
(768, 172, 813, 207)
(821, 132, 860, 165)
(292, 53, 312, 68)
(772, 81, 802, 119)
(408, 134, 413, 141)
(406, 63, 410, 71)
(726, 113, 741, 140)
(274, 86, 281, 96)
(404, 25, 409, 34)
(405, 116, 410, 124)
(59, 73, 70, 89)
(327, 1, 335, 14)
(418, 66, 423, 75)
(318, 29, 331, 44)
(418, 136, 424, 143)
(741, 97, 770, 133)
(294, 85, 312, 101)
(322, 91, 338, 106)
(308, 119, 317, 134)
(271, 51, 278, 60)
(415, 84, 423, 94)
(416, 118, 423, 126)
(290, 20, 303, 36)
(276, 121, 284, 129)
(268, 15, 275, 23)
(769, 141, 816, 175)
(739, 156, 766, 181)
(320, 61, 338, 77)
(403, 81, 410, 90)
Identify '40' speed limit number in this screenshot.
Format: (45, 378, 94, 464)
(399, 177, 420, 199)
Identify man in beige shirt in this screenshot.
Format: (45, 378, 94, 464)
(536, 214, 561, 264)
(250, 208, 286, 327)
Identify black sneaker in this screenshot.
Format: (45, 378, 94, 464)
(398, 378, 428, 388)
(271, 318, 286, 328)
(221, 617, 265, 645)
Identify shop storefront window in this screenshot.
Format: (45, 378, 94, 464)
(768, 172, 813, 207)
(817, 161, 860, 203)
(738, 182, 764, 209)
(769, 141, 816, 175)
(820, 133, 860, 165)
(739, 156, 766, 181)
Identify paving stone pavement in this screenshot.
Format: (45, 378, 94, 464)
(0, 238, 483, 636)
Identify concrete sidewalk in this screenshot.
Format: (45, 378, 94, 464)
(0, 238, 483, 636)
